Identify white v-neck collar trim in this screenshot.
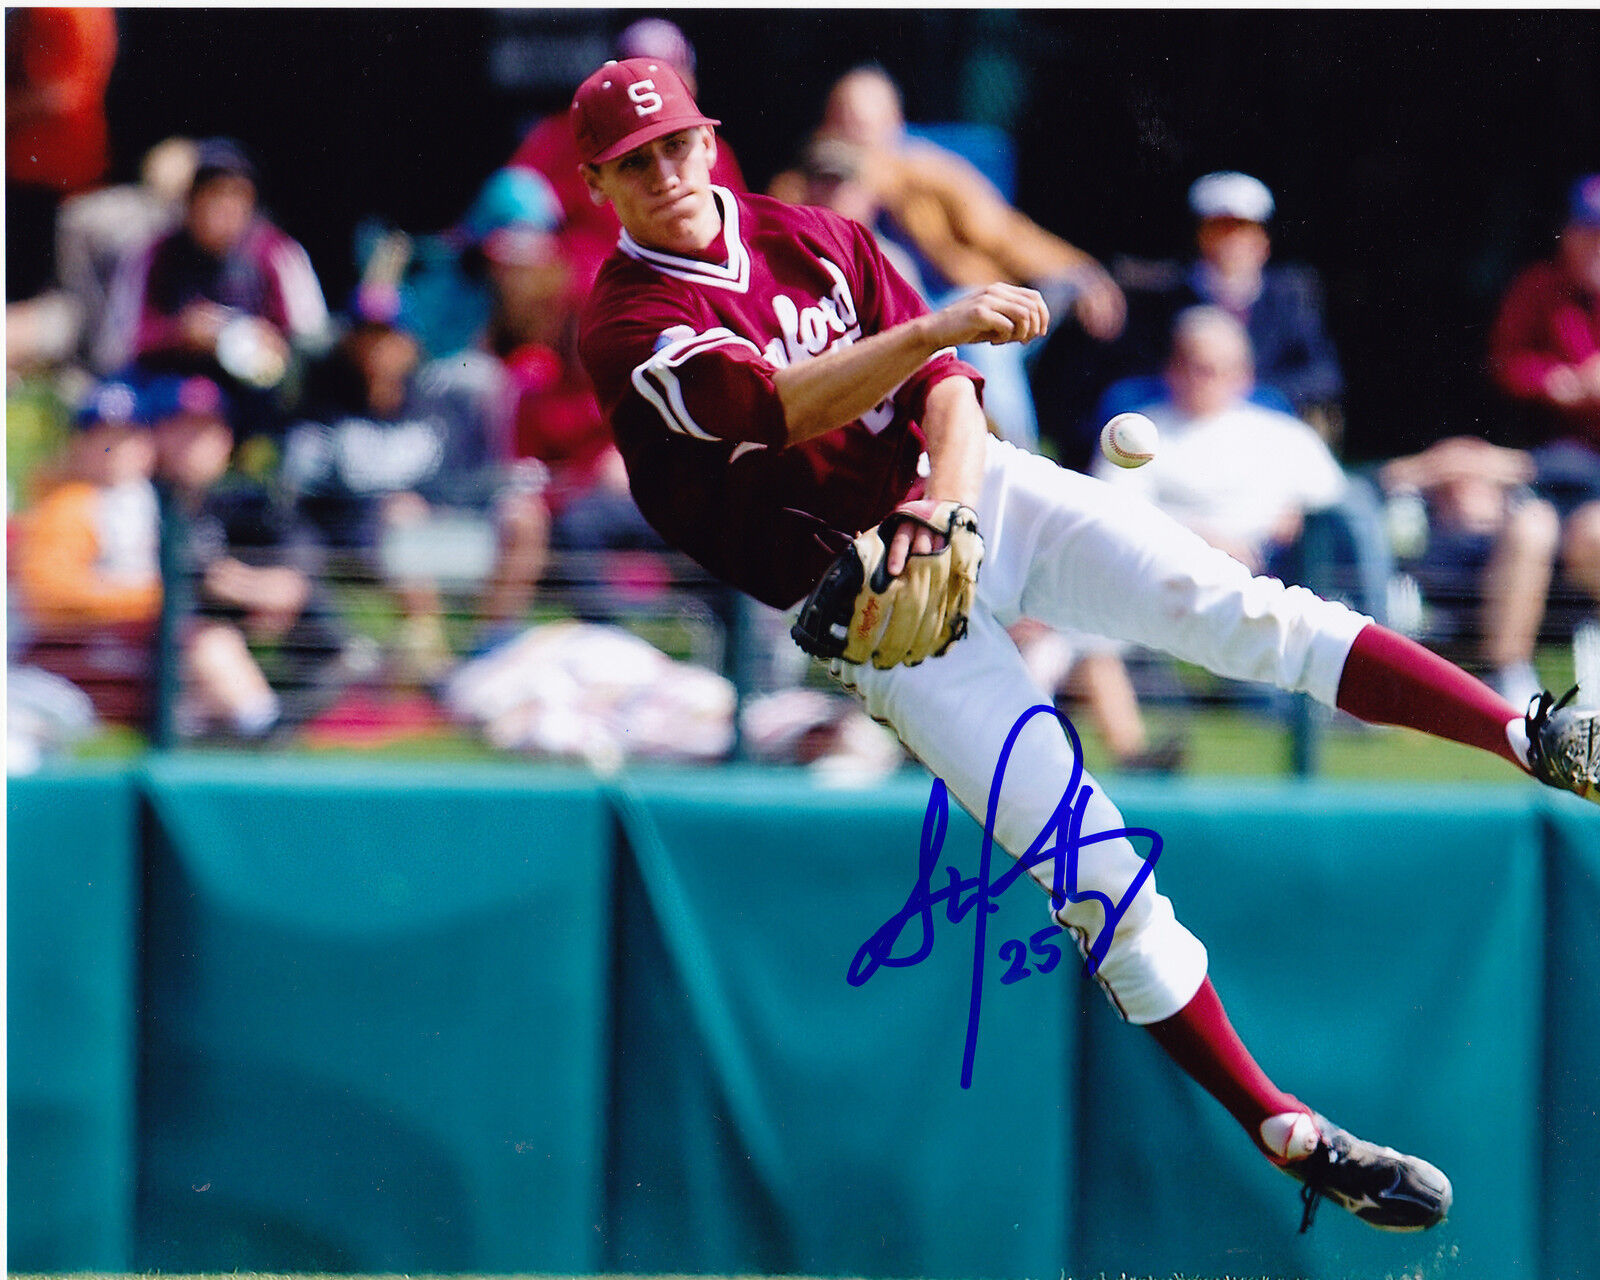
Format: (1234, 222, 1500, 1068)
(619, 187, 750, 293)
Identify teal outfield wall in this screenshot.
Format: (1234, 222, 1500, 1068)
(8, 761, 1599, 1280)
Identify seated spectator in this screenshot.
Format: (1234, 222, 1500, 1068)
(1488, 173, 1600, 617)
(361, 166, 667, 617)
(9, 138, 201, 387)
(1022, 308, 1361, 768)
(279, 319, 548, 683)
(372, 166, 565, 361)
(1114, 171, 1344, 440)
(10, 374, 332, 739)
(99, 137, 331, 439)
(789, 136, 931, 298)
(8, 137, 200, 382)
(1095, 307, 1349, 571)
(480, 203, 662, 562)
(771, 65, 1124, 339)
(770, 64, 1124, 449)
(10, 378, 161, 727)
(13, 378, 160, 631)
(149, 373, 350, 737)
(437, 168, 673, 563)
(1377, 435, 1560, 709)
(59, 137, 198, 372)
(506, 16, 747, 295)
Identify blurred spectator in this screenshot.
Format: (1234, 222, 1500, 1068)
(473, 177, 663, 561)
(1488, 174, 1600, 613)
(64, 137, 200, 368)
(790, 136, 930, 296)
(1025, 308, 1361, 768)
(5, 7, 117, 302)
(506, 16, 747, 294)
(1378, 436, 1560, 709)
(770, 64, 1124, 449)
(370, 166, 569, 361)
(12, 378, 160, 624)
(1115, 171, 1344, 435)
(467, 170, 575, 362)
(1096, 308, 1350, 569)
(9, 373, 331, 738)
(7, 662, 99, 774)
(150, 373, 351, 737)
(771, 65, 1125, 338)
(377, 166, 661, 558)
(356, 164, 665, 622)
(792, 136, 878, 227)
(7, 137, 198, 381)
(99, 137, 332, 437)
(388, 166, 666, 567)
(279, 319, 548, 683)
(11, 377, 159, 724)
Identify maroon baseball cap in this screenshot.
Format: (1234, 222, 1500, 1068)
(570, 57, 719, 166)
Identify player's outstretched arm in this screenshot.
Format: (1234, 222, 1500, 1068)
(774, 284, 1048, 446)
(881, 375, 990, 576)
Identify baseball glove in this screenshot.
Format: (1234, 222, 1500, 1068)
(791, 500, 983, 669)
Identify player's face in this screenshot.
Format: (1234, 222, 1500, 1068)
(584, 127, 720, 254)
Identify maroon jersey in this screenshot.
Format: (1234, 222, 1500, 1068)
(579, 188, 981, 608)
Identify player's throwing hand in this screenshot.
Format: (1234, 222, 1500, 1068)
(931, 283, 1051, 349)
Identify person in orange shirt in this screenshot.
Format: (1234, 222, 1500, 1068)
(14, 375, 295, 737)
(12, 378, 160, 723)
(15, 379, 161, 628)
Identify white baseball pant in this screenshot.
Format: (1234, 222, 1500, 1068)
(834, 436, 1372, 1024)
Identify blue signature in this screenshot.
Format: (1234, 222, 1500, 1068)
(847, 703, 1163, 1089)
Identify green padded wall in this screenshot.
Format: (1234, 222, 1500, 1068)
(6, 761, 1598, 1278)
(606, 771, 1075, 1279)
(7, 767, 141, 1272)
(1072, 782, 1546, 1280)
(1543, 803, 1600, 1280)
(133, 758, 613, 1273)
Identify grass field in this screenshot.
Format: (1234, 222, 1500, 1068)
(69, 658, 1570, 788)
(68, 700, 1527, 785)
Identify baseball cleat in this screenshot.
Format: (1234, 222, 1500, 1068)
(1280, 1113, 1452, 1233)
(1526, 686, 1600, 805)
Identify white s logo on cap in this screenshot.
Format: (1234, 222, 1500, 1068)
(628, 80, 664, 116)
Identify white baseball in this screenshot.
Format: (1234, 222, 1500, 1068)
(1100, 412, 1159, 468)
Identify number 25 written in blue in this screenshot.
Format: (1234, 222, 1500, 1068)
(997, 927, 1064, 984)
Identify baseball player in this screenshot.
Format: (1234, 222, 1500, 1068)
(571, 57, 1600, 1234)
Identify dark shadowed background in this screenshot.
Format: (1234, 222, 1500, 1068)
(102, 7, 1600, 461)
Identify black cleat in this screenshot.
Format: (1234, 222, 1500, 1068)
(1526, 686, 1600, 805)
(1281, 1114, 1452, 1233)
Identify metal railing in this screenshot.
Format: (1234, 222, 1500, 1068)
(16, 497, 1594, 770)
